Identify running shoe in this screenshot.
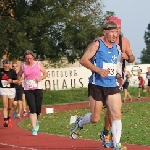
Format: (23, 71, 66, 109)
(100, 131, 104, 141)
(70, 117, 83, 139)
(110, 133, 114, 148)
(137, 97, 140, 100)
(113, 143, 127, 150)
(16, 116, 21, 119)
(103, 135, 110, 148)
(100, 131, 110, 148)
(13, 112, 17, 118)
(3, 120, 8, 127)
(22, 111, 27, 116)
(8, 119, 12, 127)
(32, 129, 38, 136)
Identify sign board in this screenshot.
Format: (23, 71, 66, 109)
(42, 64, 150, 90)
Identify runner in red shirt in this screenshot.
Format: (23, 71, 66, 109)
(137, 72, 145, 100)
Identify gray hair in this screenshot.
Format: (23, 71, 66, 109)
(103, 21, 117, 30)
(24, 50, 36, 58)
(2, 59, 10, 64)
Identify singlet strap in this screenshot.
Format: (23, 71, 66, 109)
(119, 35, 125, 78)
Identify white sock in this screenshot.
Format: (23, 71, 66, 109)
(78, 113, 91, 127)
(111, 120, 122, 147)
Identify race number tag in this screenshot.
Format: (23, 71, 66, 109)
(147, 75, 150, 79)
(1, 80, 10, 87)
(25, 80, 37, 88)
(103, 62, 117, 76)
(117, 62, 122, 75)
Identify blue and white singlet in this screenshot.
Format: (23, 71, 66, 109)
(89, 39, 119, 87)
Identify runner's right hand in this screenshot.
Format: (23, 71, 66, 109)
(98, 69, 109, 77)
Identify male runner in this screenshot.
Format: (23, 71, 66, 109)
(70, 20, 127, 150)
(100, 16, 135, 148)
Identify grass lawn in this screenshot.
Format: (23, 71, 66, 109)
(19, 101, 150, 146)
(42, 86, 150, 105)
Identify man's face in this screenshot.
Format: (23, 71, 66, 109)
(147, 67, 150, 72)
(104, 29, 118, 43)
(3, 63, 10, 71)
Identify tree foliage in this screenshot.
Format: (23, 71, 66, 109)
(0, 0, 114, 63)
(140, 23, 150, 63)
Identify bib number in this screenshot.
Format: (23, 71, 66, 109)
(1, 80, 10, 87)
(147, 75, 150, 79)
(103, 62, 117, 76)
(25, 80, 37, 88)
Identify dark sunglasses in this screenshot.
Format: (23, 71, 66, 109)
(12, 66, 17, 67)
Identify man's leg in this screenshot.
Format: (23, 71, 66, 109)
(123, 89, 127, 102)
(100, 108, 111, 137)
(106, 93, 126, 149)
(137, 87, 141, 100)
(70, 84, 104, 139)
(70, 96, 103, 134)
(99, 107, 112, 148)
(79, 96, 103, 126)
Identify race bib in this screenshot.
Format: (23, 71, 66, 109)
(103, 62, 117, 76)
(1, 80, 10, 87)
(117, 62, 122, 75)
(25, 80, 37, 88)
(147, 75, 150, 79)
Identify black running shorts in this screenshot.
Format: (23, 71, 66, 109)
(122, 82, 129, 90)
(14, 87, 23, 101)
(88, 83, 121, 105)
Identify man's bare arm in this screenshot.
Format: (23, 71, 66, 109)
(80, 41, 100, 73)
(124, 38, 135, 63)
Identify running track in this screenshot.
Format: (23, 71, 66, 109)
(0, 98, 150, 150)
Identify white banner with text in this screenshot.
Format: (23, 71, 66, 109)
(42, 64, 150, 90)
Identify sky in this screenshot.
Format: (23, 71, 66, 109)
(102, 0, 150, 63)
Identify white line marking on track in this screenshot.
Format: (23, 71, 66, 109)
(0, 143, 38, 150)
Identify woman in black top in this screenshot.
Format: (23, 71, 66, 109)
(0, 59, 18, 127)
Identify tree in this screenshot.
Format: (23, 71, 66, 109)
(0, 0, 114, 63)
(140, 23, 150, 63)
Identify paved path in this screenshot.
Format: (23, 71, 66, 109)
(0, 98, 150, 150)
